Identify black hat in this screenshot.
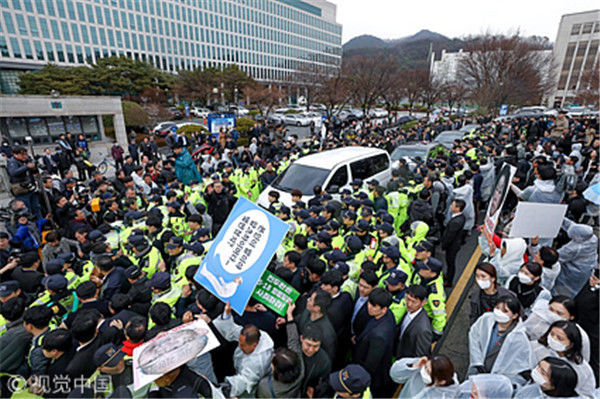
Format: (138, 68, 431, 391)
(128, 235, 148, 251)
(124, 265, 142, 280)
(367, 179, 379, 186)
(333, 262, 350, 276)
(294, 209, 310, 220)
(414, 240, 434, 253)
(355, 219, 371, 232)
(315, 231, 332, 243)
(57, 252, 76, 263)
(88, 230, 106, 242)
(376, 222, 395, 235)
(149, 272, 170, 290)
(184, 242, 205, 256)
(351, 179, 363, 186)
(167, 236, 184, 250)
(356, 192, 368, 200)
(342, 210, 357, 220)
(93, 343, 126, 368)
(324, 203, 337, 214)
(197, 228, 210, 237)
(324, 249, 347, 263)
(424, 257, 443, 273)
(345, 235, 363, 252)
(42, 274, 68, 292)
(0, 280, 20, 297)
(386, 269, 408, 286)
(167, 201, 181, 209)
(328, 364, 371, 395)
(380, 245, 400, 260)
(279, 205, 291, 215)
(46, 258, 65, 275)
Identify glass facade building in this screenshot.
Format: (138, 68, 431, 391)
(0, 0, 342, 93)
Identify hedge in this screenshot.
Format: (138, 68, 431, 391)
(236, 117, 256, 134)
(283, 109, 299, 114)
(176, 124, 208, 135)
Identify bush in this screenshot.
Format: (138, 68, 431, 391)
(248, 109, 260, 116)
(236, 117, 256, 134)
(237, 136, 250, 147)
(122, 101, 149, 127)
(400, 120, 419, 130)
(177, 124, 208, 135)
(284, 109, 299, 114)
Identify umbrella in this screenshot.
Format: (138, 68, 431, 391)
(583, 182, 600, 205)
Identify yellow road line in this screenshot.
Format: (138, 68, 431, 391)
(446, 246, 482, 317)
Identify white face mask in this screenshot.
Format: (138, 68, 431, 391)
(518, 272, 532, 284)
(545, 307, 566, 323)
(420, 365, 432, 385)
(476, 279, 491, 290)
(531, 367, 548, 387)
(493, 308, 511, 323)
(548, 335, 568, 352)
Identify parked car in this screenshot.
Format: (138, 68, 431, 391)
(301, 112, 324, 128)
(390, 142, 447, 171)
(459, 124, 480, 133)
(282, 113, 312, 126)
(267, 112, 285, 125)
(433, 130, 467, 148)
(368, 108, 389, 118)
(229, 105, 249, 116)
(152, 121, 177, 137)
(257, 147, 392, 208)
(167, 108, 183, 120)
(191, 107, 210, 118)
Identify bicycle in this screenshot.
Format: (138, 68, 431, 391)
(96, 156, 116, 175)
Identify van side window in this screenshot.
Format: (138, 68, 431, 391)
(350, 158, 371, 180)
(327, 166, 348, 190)
(371, 154, 389, 174)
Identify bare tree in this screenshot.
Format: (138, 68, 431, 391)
(381, 66, 405, 122)
(573, 63, 599, 107)
(419, 71, 443, 116)
(400, 69, 429, 115)
(344, 54, 396, 115)
(286, 61, 331, 111)
(439, 83, 467, 114)
(245, 83, 286, 117)
(458, 33, 554, 112)
(314, 70, 351, 119)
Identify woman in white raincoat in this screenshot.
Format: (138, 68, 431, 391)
(554, 218, 599, 297)
(488, 237, 528, 285)
(457, 373, 513, 399)
(515, 357, 580, 398)
(523, 295, 591, 362)
(389, 355, 460, 399)
(467, 295, 532, 386)
(530, 321, 595, 398)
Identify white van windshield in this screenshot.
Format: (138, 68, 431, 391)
(272, 163, 330, 193)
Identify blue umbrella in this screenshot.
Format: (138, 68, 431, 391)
(583, 182, 600, 205)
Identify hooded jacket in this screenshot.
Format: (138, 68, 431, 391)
(492, 238, 528, 284)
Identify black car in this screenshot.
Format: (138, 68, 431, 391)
(167, 108, 183, 120)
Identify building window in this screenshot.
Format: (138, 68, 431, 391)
(7, 118, 29, 141)
(10, 37, 21, 58)
(15, 14, 28, 35)
(45, 41, 54, 61)
(33, 40, 43, 59)
(3, 12, 15, 34)
(582, 22, 593, 34)
(28, 16, 39, 36)
(56, 43, 65, 62)
(571, 24, 581, 35)
(28, 117, 48, 139)
(47, 116, 66, 138)
(594, 22, 600, 33)
(22, 39, 34, 59)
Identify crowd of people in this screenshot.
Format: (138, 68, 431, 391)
(0, 109, 598, 398)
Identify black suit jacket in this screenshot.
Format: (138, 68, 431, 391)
(327, 291, 353, 335)
(66, 336, 103, 380)
(442, 213, 466, 250)
(396, 309, 432, 358)
(351, 298, 371, 337)
(353, 310, 395, 396)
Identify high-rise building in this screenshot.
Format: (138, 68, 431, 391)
(549, 10, 599, 107)
(429, 49, 469, 84)
(0, 0, 343, 94)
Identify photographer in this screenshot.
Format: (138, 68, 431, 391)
(7, 146, 41, 219)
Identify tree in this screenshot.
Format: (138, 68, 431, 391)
(419, 71, 443, 116)
(573, 63, 599, 107)
(220, 64, 253, 103)
(458, 33, 553, 112)
(286, 62, 331, 111)
(17, 64, 92, 95)
(344, 54, 396, 114)
(400, 69, 428, 114)
(122, 100, 149, 127)
(245, 83, 286, 117)
(314, 71, 351, 119)
(381, 67, 405, 121)
(440, 83, 468, 114)
(172, 67, 221, 104)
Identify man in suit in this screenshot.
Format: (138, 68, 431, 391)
(350, 270, 378, 338)
(441, 199, 466, 287)
(396, 285, 433, 359)
(352, 287, 395, 397)
(295, 289, 337, 363)
(320, 269, 353, 368)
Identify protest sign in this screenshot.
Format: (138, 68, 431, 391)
(252, 270, 300, 316)
(193, 197, 289, 315)
(132, 318, 219, 390)
(509, 202, 568, 238)
(482, 163, 516, 255)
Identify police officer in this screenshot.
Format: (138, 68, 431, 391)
(30, 275, 78, 324)
(328, 364, 372, 398)
(129, 235, 164, 278)
(149, 272, 182, 312)
(409, 258, 447, 338)
(165, 236, 194, 272)
(384, 269, 409, 324)
(124, 266, 152, 316)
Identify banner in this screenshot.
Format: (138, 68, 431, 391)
(499, 104, 508, 116)
(207, 113, 236, 134)
(132, 318, 219, 390)
(193, 197, 289, 314)
(509, 202, 568, 238)
(252, 270, 300, 316)
(482, 163, 516, 255)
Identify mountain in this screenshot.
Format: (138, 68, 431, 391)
(342, 29, 465, 70)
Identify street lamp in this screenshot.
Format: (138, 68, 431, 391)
(212, 87, 218, 105)
(220, 82, 225, 105)
(234, 86, 238, 105)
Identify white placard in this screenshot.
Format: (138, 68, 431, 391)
(509, 202, 568, 238)
(132, 318, 219, 390)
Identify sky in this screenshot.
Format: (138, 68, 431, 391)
(329, 0, 599, 44)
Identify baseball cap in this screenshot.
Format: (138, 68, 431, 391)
(356, 192, 368, 200)
(315, 231, 332, 243)
(367, 179, 379, 186)
(324, 249, 347, 263)
(279, 205, 291, 216)
(0, 280, 20, 297)
(340, 188, 352, 195)
(45, 258, 65, 275)
(355, 219, 371, 232)
(326, 220, 341, 231)
(184, 242, 205, 256)
(294, 209, 310, 220)
(88, 230, 106, 243)
(167, 201, 181, 209)
(386, 269, 408, 286)
(376, 222, 395, 235)
(167, 236, 184, 250)
(93, 343, 126, 368)
(351, 179, 363, 186)
(345, 235, 363, 252)
(149, 272, 170, 290)
(342, 210, 357, 220)
(124, 265, 142, 280)
(324, 203, 337, 214)
(57, 252, 76, 263)
(414, 240, 434, 253)
(128, 235, 148, 251)
(381, 245, 400, 260)
(308, 205, 323, 214)
(197, 228, 210, 237)
(333, 262, 350, 276)
(42, 274, 68, 292)
(328, 364, 371, 395)
(424, 257, 444, 273)
(360, 207, 373, 217)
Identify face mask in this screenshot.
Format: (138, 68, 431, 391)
(518, 272, 532, 285)
(476, 279, 491, 290)
(420, 365, 432, 385)
(547, 335, 567, 352)
(531, 367, 547, 387)
(493, 308, 511, 323)
(546, 307, 567, 322)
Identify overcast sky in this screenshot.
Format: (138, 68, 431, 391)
(329, 1, 599, 43)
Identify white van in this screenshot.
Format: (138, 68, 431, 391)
(257, 147, 392, 208)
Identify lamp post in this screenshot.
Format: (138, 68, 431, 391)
(212, 87, 218, 106)
(220, 82, 225, 105)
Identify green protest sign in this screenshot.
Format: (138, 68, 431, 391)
(252, 270, 300, 316)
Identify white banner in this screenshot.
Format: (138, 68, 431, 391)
(509, 202, 568, 238)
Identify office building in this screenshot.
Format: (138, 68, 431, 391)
(548, 10, 600, 107)
(0, 0, 343, 94)
(429, 49, 468, 84)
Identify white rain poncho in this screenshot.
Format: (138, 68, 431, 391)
(554, 218, 599, 297)
(457, 374, 514, 399)
(491, 238, 528, 285)
(447, 183, 475, 230)
(389, 358, 459, 399)
(468, 312, 532, 386)
(513, 384, 556, 399)
(479, 163, 496, 202)
(213, 315, 274, 397)
(530, 341, 595, 398)
(523, 298, 591, 362)
(540, 261, 561, 292)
